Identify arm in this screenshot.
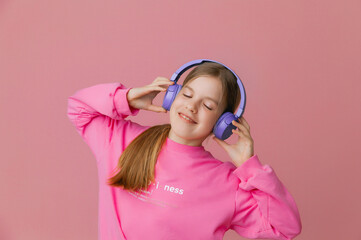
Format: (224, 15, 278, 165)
(229, 155, 302, 239)
(67, 82, 147, 162)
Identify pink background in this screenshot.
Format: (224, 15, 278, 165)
(1, 0, 360, 239)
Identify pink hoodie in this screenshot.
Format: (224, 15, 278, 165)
(67, 82, 302, 240)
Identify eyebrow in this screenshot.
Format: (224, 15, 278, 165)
(184, 85, 219, 106)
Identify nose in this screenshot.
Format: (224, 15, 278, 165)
(186, 102, 197, 113)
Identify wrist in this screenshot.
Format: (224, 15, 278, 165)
(126, 88, 136, 108)
(126, 88, 133, 101)
(233, 154, 255, 168)
(234, 160, 246, 168)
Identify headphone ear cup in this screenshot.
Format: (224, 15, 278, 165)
(162, 83, 182, 111)
(213, 112, 238, 140)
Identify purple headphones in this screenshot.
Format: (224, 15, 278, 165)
(162, 59, 246, 140)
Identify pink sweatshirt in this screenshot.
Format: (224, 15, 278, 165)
(67, 82, 302, 240)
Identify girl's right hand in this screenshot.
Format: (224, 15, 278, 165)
(126, 77, 175, 113)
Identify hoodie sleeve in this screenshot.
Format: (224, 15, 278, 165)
(229, 155, 302, 240)
(67, 82, 147, 163)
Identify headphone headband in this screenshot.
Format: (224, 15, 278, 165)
(169, 59, 246, 118)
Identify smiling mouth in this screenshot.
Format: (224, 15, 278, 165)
(178, 113, 197, 124)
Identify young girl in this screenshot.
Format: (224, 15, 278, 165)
(67, 62, 302, 240)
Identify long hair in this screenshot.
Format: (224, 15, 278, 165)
(107, 62, 241, 193)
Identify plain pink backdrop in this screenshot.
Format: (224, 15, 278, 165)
(1, 0, 360, 239)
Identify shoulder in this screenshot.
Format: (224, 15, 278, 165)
(203, 152, 240, 187)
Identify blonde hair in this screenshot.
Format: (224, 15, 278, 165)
(107, 62, 241, 193)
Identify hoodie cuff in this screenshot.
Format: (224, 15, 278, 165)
(232, 154, 265, 181)
(113, 86, 140, 117)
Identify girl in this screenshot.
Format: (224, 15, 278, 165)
(67, 62, 302, 240)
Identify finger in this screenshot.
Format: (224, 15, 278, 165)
(239, 117, 250, 130)
(153, 80, 175, 89)
(145, 86, 167, 94)
(212, 135, 230, 150)
(148, 104, 167, 113)
(159, 81, 175, 88)
(154, 79, 173, 84)
(232, 120, 247, 132)
(154, 86, 168, 92)
(155, 76, 169, 81)
(232, 129, 254, 145)
(232, 120, 250, 136)
(154, 77, 174, 84)
(232, 128, 246, 137)
(140, 86, 167, 98)
(235, 118, 250, 132)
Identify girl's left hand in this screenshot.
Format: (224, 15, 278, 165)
(212, 116, 255, 167)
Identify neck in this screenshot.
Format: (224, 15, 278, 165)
(168, 129, 206, 147)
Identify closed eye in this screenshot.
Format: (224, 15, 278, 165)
(182, 94, 213, 110)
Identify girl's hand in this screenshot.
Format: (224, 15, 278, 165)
(212, 116, 255, 167)
(127, 77, 174, 113)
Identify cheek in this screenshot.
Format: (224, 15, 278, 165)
(198, 113, 217, 126)
(170, 98, 182, 111)
(170, 100, 181, 120)
(206, 113, 221, 126)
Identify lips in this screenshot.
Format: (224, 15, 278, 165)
(178, 112, 197, 124)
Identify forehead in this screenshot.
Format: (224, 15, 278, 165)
(184, 76, 222, 96)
